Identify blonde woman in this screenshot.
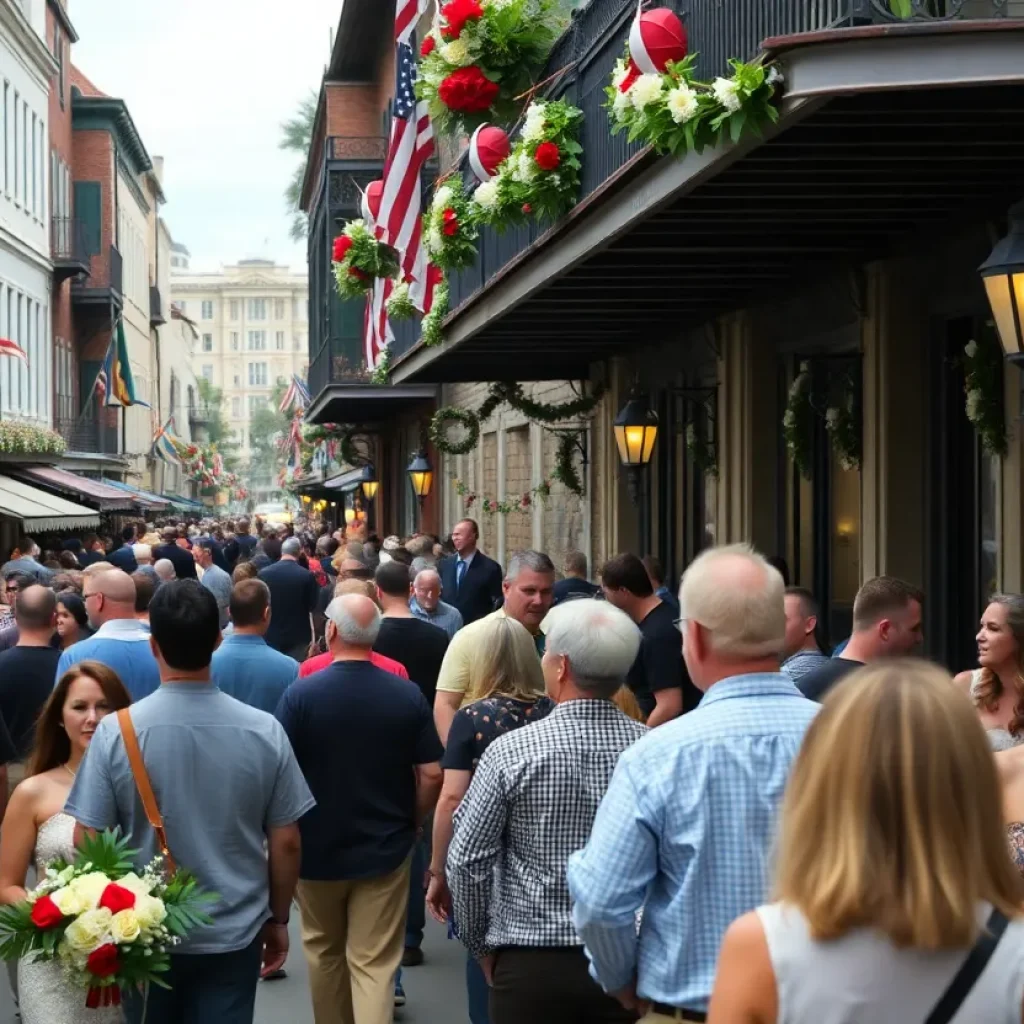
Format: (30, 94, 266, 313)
(708, 660, 1024, 1024)
(426, 615, 552, 1024)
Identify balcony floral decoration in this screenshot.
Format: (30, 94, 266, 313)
(453, 477, 553, 516)
(422, 279, 450, 348)
(963, 330, 1008, 458)
(385, 283, 417, 322)
(783, 362, 813, 479)
(0, 420, 66, 456)
(331, 221, 400, 301)
(424, 177, 479, 270)
(416, 0, 567, 136)
(173, 441, 225, 488)
(370, 344, 393, 384)
(825, 391, 862, 472)
(470, 100, 583, 228)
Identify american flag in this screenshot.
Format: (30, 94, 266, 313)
(395, 0, 430, 46)
(278, 373, 311, 414)
(0, 337, 28, 366)
(365, 278, 396, 369)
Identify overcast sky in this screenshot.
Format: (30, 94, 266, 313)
(71, 0, 341, 272)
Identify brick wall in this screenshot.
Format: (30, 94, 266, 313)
(325, 83, 385, 141)
(71, 129, 113, 284)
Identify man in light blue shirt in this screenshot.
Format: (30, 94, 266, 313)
(567, 544, 819, 1019)
(409, 567, 463, 639)
(57, 568, 160, 700)
(212, 579, 299, 713)
(196, 538, 232, 628)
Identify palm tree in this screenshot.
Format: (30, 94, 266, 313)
(280, 91, 318, 243)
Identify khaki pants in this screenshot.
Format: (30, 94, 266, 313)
(296, 855, 411, 1024)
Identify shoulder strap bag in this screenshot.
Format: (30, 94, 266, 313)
(924, 906, 1009, 1024)
(117, 708, 177, 874)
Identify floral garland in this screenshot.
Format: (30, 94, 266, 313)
(430, 407, 480, 456)
(783, 362, 813, 479)
(332, 220, 400, 300)
(424, 177, 479, 270)
(370, 345, 393, 385)
(0, 420, 66, 456)
(964, 331, 1008, 458)
(453, 476, 552, 516)
(825, 391, 861, 472)
(385, 283, 417, 322)
(607, 54, 780, 158)
(173, 441, 226, 488)
(302, 424, 360, 467)
(685, 423, 718, 477)
(416, 0, 566, 137)
(422, 280, 450, 348)
(471, 100, 583, 227)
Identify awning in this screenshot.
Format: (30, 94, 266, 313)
(0, 474, 101, 530)
(13, 466, 138, 512)
(162, 494, 206, 512)
(97, 479, 170, 511)
(324, 466, 368, 493)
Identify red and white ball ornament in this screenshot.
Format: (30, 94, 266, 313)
(468, 124, 510, 183)
(619, 6, 688, 92)
(360, 179, 384, 226)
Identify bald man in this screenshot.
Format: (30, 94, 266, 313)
(276, 593, 443, 1024)
(410, 568, 463, 639)
(57, 568, 161, 700)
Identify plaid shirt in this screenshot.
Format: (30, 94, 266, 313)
(447, 699, 646, 959)
(567, 673, 819, 1011)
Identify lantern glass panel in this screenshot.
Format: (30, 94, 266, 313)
(983, 271, 1024, 359)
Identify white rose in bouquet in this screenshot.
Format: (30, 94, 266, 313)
(63, 908, 113, 954)
(110, 909, 142, 944)
(69, 872, 111, 908)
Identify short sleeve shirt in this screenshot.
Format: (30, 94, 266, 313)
(442, 695, 555, 772)
(627, 601, 701, 717)
(65, 683, 315, 954)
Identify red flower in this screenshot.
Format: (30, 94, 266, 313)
(534, 141, 561, 171)
(442, 208, 459, 237)
(98, 883, 136, 915)
(348, 266, 369, 282)
(86, 944, 120, 979)
(30, 895, 64, 929)
(522, 203, 533, 214)
(421, 35, 436, 57)
(440, 0, 483, 40)
(521, 493, 531, 506)
(438, 66, 499, 114)
(332, 235, 353, 263)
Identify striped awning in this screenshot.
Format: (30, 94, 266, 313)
(97, 479, 170, 510)
(0, 474, 101, 531)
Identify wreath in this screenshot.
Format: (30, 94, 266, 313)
(608, 53, 780, 158)
(422, 280, 450, 348)
(783, 362, 813, 479)
(685, 422, 718, 477)
(332, 220, 400, 300)
(551, 433, 583, 496)
(964, 330, 1008, 458)
(471, 100, 583, 227)
(430, 406, 481, 455)
(424, 177, 479, 270)
(416, 0, 567, 137)
(825, 392, 861, 471)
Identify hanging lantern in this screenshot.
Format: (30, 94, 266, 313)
(468, 124, 511, 183)
(613, 390, 659, 505)
(979, 201, 1024, 368)
(621, 7, 688, 92)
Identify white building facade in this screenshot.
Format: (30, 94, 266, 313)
(0, 0, 54, 427)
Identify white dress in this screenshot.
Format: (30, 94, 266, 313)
(17, 813, 123, 1024)
(970, 669, 1024, 751)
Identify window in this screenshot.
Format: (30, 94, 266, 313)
(247, 395, 269, 414)
(3, 81, 9, 194)
(238, 428, 246, 448)
(275, 331, 284, 350)
(274, 298, 285, 320)
(201, 300, 214, 320)
(176, 300, 186, 315)
(12, 90, 19, 203)
(248, 330, 266, 351)
(30, 112, 36, 217)
(233, 374, 240, 387)
(230, 332, 239, 350)
(229, 300, 239, 320)
(248, 362, 268, 386)
(295, 333, 304, 352)
(22, 100, 27, 210)
(248, 299, 267, 320)
(201, 333, 213, 352)
(54, 24, 65, 108)
(232, 397, 241, 418)
(201, 365, 214, 382)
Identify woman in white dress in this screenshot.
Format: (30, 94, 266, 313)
(0, 660, 131, 1024)
(708, 660, 1024, 1024)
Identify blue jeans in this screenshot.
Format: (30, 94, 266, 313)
(123, 936, 261, 1024)
(466, 953, 490, 1024)
(405, 835, 427, 949)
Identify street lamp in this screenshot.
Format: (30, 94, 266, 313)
(613, 390, 658, 505)
(406, 451, 433, 526)
(360, 464, 379, 502)
(980, 201, 1024, 368)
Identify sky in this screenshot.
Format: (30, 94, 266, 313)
(71, 0, 342, 272)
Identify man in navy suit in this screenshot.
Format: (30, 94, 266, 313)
(438, 519, 503, 626)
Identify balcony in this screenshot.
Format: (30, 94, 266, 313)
(51, 215, 90, 283)
(72, 244, 123, 313)
(56, 411, 121, 457)
(150, 284, 166, 327)
(328, 137, 387, 161)
(389, 0, 1024, 383)
(189, 403, 216, 442)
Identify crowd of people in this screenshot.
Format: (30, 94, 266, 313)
(1, 515, 1024, 1023)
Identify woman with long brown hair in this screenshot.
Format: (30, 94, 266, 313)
(0, 662, 131, 1024)
(708, 660, 1024, 1023)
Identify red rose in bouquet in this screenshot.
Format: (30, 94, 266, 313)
(98, 883, 136, 915)
(348, 267, 370, 282)
(534, 141, 561, 171)
(421, 35, 436, 57)
(438, 66, 499, 114)
(442, 208, 459, 237)
(332, 235, 353, 263)
(440, 0, 483, 40)
(29, 895, 64, 929)
(86, 944, 120, 978)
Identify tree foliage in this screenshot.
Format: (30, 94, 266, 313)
(280, 91, 318, 244)
(247, 380, 290, 486)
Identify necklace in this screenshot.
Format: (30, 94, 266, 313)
(62, 763, 77, 779)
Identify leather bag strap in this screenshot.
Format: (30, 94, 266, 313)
(117, 708, 176, 874)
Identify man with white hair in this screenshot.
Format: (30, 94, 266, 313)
(276, 593, 443, 1024)
(259, 536, 318, 660)
(567, 544, 819, 1022)
(409, 567, 463, 639)
(132, 542, 154, 567)
(448, 598, 645, 1024)
(153, 558, 176, 583)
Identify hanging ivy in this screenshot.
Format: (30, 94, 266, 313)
(551, 433, 584, 495)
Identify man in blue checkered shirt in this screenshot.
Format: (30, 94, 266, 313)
(567, 544, 820, 1023)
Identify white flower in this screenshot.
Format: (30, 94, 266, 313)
(825, 407, 840, 428)
(966, 388, 983, 422)
(50, 886, 89, 917)
(712, 77, 742, 112)
(63, 908, 113, 954)
(474, 179, 500, 210)
(522, 103, 547, 142)
(69, 872, 111, 908)
(115, 873, 154, 900)
(783, 409, 796, 428)
(428, 226, 444, 254)
(965, 339, 978, 358)
(630, 74, 664, 111)
(433, 185, 454, 211)
(612, 58, 631, 91)
(666, 84, 699, 125)
(612, 90, 632, 120)
(440, 38, 471, 66)
(134, 895, 168, 931)
(513, 150, 535, 183)
(110, 909, 142, 944)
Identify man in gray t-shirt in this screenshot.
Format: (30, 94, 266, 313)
(194, 538, 232, 628)
(66, 579, 315, 1024)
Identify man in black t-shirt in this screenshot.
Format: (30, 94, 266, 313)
(601, 553, 700, 726)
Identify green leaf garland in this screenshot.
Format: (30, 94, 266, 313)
(424, 176, 479, 270)
(964, 329, 1008, 458)
(422, 281, 450, 348)
(332, 220, 400, 300)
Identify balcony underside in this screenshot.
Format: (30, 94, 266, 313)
(391, 25, 1024, 383)
(305, 383, 437, 428)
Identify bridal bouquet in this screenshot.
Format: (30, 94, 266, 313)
(0, 830, 217, 1008)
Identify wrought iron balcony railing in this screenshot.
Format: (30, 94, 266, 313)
(328, 136, 388, 161)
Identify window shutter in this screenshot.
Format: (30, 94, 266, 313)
(73, 181, 102, 257)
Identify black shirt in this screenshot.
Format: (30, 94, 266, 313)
(275, 661, 444, 880)
(627, 601, 701, 718)
(442, 695, 554, 772)
(259, 559, 319, 654)
(107, 545, 138, 574)
(552, 577, 601, 606)
(152, 543, 197, 580)
(0, 646, 62, 759)
(373, 617, 449, 706)
(797, 657, 865, 703)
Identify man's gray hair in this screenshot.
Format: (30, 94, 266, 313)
(544, 598, 641, 699)
(153, 559, 176, 581)
(506, 549, 555, 581)
(132, 543, 152, 563)
(411, 556, 435, 575)
(325, 596, 381, 647)
(281, 537, 301, 557)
